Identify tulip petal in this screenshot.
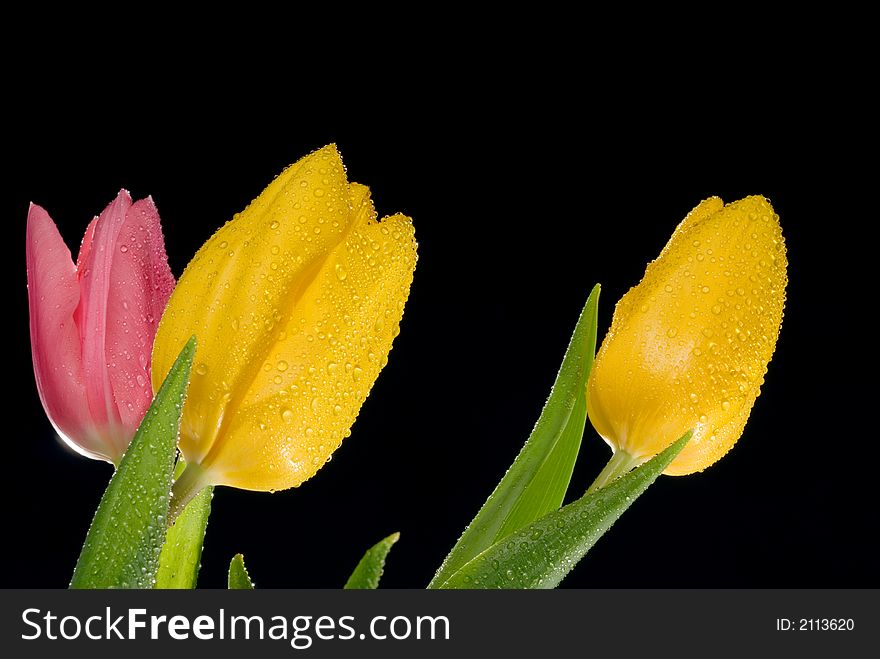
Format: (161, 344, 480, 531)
(612, 197, 724, 325)
(26, 204, 99, 456)
(76, 217, 98, 271)
(204, 203, 417, 491)
(153, 145, 359, 465)
(106, 197, 176, 433)
(75, 191, 131, 452)
(663, 384, 757, 476)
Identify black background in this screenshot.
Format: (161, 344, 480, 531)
(4, 54, 874, 589)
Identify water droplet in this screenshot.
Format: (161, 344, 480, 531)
(689, 392, 699, 403)
(277, 360, 288, 372)
(136, 374, 146, 387)
(269, 220, 280, 229)
(281, 408, 294, 423)
(721, 399, 731, 411)
(335, 263, 348, 281)
(195, 363, 208, 376)
(120, 244, 129, 253)
(353, 366, 363, 381)
(219, 240, 228, 249)
(666, 328, 678, 338)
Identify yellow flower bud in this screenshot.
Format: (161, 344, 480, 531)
(587, 196, 786, 475)
(152, 145, 417, 493)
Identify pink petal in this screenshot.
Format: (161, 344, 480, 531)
(106, 196, 175, 433)
(74, 190, 131, 450)
(26, 204, 96, 455)
(76, 216, 97, 271)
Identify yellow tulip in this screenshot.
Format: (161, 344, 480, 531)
(587, 196, 786, 476)
(152, 145, 417, 505)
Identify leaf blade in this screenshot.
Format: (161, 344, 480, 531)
(343, 532, 400, 589)
(429, 286, 599, 587)
(497, 392, 587, 540)
(228, 553, 255, 590)
(435, 431, 691, 589)
(69, 337, 196, 589)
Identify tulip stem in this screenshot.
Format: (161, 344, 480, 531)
(168, 463, 211, 527)
(587, 449, 644, 493)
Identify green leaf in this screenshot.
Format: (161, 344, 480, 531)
(155, 458, 213, 589)
(228, 553, 255, 589)
(497, 393, 588, 539)
(343, 532, 400, 589)
(434, 431, 691, 589)
(429, 286, 599, 587)
(70, 337, 196, 589)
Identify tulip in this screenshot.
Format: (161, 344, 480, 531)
(26, 191, 175, 464)
(152, 145, 417, 509)
(587, 196, 787, 477)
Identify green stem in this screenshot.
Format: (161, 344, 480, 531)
(168, 463, 211, 526)
(586, 448, 644, 493)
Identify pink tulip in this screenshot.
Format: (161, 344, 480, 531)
(26, 190, 175, 464)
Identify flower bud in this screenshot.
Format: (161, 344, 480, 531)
(587, 196, 787, 475)
(27, 192, 174, 463)
(152, 145, 417, 492)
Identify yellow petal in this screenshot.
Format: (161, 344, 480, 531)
(587, 196, 787, 475)
(152, 145, 417, 491)
(205, 207, 416, 490)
